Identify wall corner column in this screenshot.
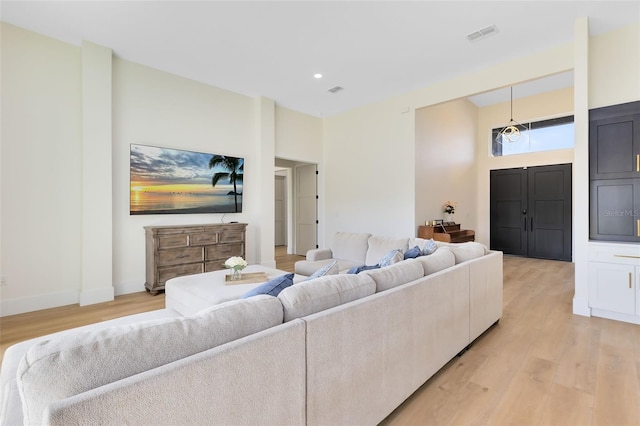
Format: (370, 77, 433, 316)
(573, 17, 591, 317)
(254, 97, 276, 268)
(80, 41, 114, 305)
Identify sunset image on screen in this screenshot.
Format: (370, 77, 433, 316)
(129, 144, 243, 214)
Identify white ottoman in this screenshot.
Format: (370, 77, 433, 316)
(165, 265, 296, 316)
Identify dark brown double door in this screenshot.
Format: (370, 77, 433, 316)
(490, 164, 572, 261)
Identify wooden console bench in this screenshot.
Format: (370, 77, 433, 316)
(418, 223, 475, 243)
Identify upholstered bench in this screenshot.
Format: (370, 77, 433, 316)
(165, 265, 303, 316)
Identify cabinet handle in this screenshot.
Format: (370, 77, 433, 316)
(637, 219, 640, 237)
(614, 254, 640, 259)
(630, 272, 633, 289)
(637, 154, 639, 172)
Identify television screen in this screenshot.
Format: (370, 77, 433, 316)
(130, 144, 243, 215)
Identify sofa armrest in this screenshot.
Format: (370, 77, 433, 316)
(306, 248, 333, 262)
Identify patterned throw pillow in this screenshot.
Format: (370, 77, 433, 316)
(308, 260, 339, 280)
(422, 239, 438, 256)
(378, 249, 403, 267)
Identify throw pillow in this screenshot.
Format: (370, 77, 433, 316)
(421, 239, 438, 256)
(347, 264, 380, 274)
(378, 249, 403, 267)
(241, 273, 294, 298)
(308, 260, 339, 280)
(403, 245, 422, 259)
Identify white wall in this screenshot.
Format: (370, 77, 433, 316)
(0, 23, 83, 314)
(322, 42, 574, 248)
(1, 23, 324, 315)
(415, 99, 478, 234)
(589, 23, 640, 109)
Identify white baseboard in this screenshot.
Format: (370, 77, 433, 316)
(572, 297, 591, 317)
(114, 280, 147, 296)
(79, 286, 114, 306)
(0, 290, 78, 317)
(261, 260, 277, 269)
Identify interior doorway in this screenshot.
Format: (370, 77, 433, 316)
(274, 158, 318, 256)
(490, 163, 572, 261)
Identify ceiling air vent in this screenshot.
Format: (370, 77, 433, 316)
(466, 24, 498, 42)
(328, 86, 343, 94)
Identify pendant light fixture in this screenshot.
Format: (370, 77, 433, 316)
(496, 87, 526, 143)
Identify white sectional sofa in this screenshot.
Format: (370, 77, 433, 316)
(1, 233, 502, 426)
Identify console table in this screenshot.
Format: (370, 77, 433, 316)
(418, 223, 475, 243)
(144, 223, 247, 294)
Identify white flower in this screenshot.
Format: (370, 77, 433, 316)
(224, 256, 247, 270)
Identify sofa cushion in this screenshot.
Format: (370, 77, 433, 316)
(278, 274, 376, 322)
(422, 239, 438, 255)
(444, 242, 488, 263)
(17, 296, 283, 425)
(308, 261, 339, 280)
(365, 236, 409, 266)
(242, 273, 294, 298)
(363, 258, 425, 292)
(295, 259, 360, 277)
(416, 247, 456, 275)
(331, 232, 371, 265)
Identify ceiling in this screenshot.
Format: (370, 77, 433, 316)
(2, 1, 639, 117)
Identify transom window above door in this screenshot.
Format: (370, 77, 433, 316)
(492, 115, 574, 157)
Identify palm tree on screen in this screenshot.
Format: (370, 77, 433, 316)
(209, 155, 243, 212)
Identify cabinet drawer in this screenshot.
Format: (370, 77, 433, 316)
(158, 263, 203, 286)
(190, 232, 218, 245)
(204, 261, 226, 272)
(219, 230, 245, 243)
(205, 243, 244, 261)
(158, 247, 203, 266)
(158, 234, 189, 249)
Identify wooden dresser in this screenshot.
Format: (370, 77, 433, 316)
(144, 223, 247, 294)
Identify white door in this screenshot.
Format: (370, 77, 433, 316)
(295, 164, 317, 255)
(274, 175, 286, 246)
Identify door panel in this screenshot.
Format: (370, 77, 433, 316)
(274, 175, 286, 246)
(528, 164, 572, 261)
(490, 169, 527, 256)
(295, 164, 317, 255)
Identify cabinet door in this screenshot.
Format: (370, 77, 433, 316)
(589, 111, 640, 180)
(589, 262, 636, 315)
(590, 178, 640, 242)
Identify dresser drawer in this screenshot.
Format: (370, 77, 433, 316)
(157, 234, 189, 249)
(204, 261, 226, 272)
(219, 230, 245, 243)
(158, 247, 203, 266)
(205, 243, 244, 261)
(190, 232, 218, 245)
(158, 263, 203, 286)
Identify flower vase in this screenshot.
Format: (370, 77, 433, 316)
(231, 268, 243, 281)
(445, 213, 455, 223)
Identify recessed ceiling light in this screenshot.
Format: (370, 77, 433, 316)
(314, 73, 323, 79)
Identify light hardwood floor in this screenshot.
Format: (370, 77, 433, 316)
(1, 250, 639, 425)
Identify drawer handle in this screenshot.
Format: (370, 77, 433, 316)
(637, 219, 640, 237)
(630, 272, 633, 289)
(637, 154, 639, 172)
(614, 255, 640, 259)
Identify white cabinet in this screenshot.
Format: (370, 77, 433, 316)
(589, 242, 640, 324)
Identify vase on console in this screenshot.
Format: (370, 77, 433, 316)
(443, 200, 457, 224)
(444, 213, 455, 223)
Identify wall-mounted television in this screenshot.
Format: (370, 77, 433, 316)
(130, 144, 243, 215)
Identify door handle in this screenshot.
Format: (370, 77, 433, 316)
(530, 217, 533, 231)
